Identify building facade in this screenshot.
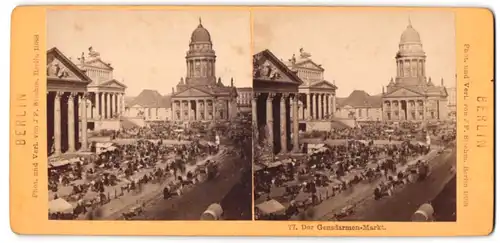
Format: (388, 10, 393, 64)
(46, 47, 92, 156)
(76, 47, 127, 131)
(125, 90, 172, 121)
(336, 91, 382, 122)
(253, 49, 302, 155)
(237, 87, 253, 113)
(170, 19, 238, 122)
(382, 20, 448, 122)
(447, 84, 457, 121)
(286, 49, 337, 123)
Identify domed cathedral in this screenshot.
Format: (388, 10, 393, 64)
(382, 18, 448, 123)
(171, 18, 238, 122)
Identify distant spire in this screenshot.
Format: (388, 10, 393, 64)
(408, 15, 412, 27)
(198, 17, 202, 26)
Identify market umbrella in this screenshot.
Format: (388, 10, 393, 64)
(48, 198, 74, 214)
(255, 199, 286, 215)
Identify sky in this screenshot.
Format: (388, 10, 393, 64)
(253, 10, 456, 97)
(47, 10, 252, 97)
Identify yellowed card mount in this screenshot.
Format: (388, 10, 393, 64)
(10, 6, 494, 236)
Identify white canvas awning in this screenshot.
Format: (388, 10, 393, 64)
(48, 198, 74, 214)
(256, 199, 285, 215)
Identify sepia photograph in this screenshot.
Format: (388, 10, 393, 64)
(252, 10, 457, 221)
(46, 10, 253, 220)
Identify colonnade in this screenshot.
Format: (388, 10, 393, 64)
(49, 91, 89, 156)
(172, 98, 232, 121)
(252, 92, 300, 154)
(383, 99, 429, 121)
(298, 92, 336, 120)
(89, 91, 126, 120)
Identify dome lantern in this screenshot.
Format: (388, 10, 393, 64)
(399, 17, 422, 44)
(190, 17, 212, 43)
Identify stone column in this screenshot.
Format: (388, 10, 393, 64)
(54, 91, 62, 155)
(322, 94, 326, 119)
(111, 93, 115, 118)
(171, 100, 176, 121)
(67, 92, 76, 153)
(324, 94, 329, 118)
(95, 92, 100, 119)
(280, 93, 287, 153)
(266, 93, 274, 150)
(102, 93, 106, 119)
(311, 93, 317, 120)
(116, 93, 121, 116)
(292, 94, 299, 152)
(212, 99, 217, 121)
(400, 100, 404, 120)
(306, 93, 311, 120)
(81, 93, 88, 151)
(332, 93, 337, 117)
(121, 93, 126, 116)
(188, 100, 192, 120)
(179, 100, 184, 121)
(107, 93, 112, 119)
(252, 93, 258, 127)
(298, 101, 303, 120)
(204, 100, 208, 121)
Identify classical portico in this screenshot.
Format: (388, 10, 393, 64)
(253, 49, 302, 155)
(171, 94, 231, 121)
(76, 47, 127, 131)
(382, 20, 448, 122)
(46, 48, 92, 156)
(269, 48, 337, 133)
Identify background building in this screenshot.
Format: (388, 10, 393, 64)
(76, 47, 127, 131)
(170, 19, 238, 122)
(237, 87, 253, 113)
(382, 20, 448, 122)
(286, 48, 338, 131)
(336, 90, 382, 122)
(447, 78, 457, 121)
(125, 89, 171, 122)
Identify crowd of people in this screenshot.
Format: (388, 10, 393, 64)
(254, 123, 456, 220)
(48, 121, 231, 220)
(302, 121, 456, 143)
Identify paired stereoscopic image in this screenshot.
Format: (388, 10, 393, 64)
(45, 9, 457, 222)
(46, 10, 252, 220)
(252, 11, 457, 222)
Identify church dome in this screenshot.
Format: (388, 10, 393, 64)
(190, 18, 212, 43)
(400, 23, 421, 44)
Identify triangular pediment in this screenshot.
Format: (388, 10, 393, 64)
(100, 79, 127, 89)
(47, 48, 92, 83)
(310, 80, 337, 90)
(385, 87, 423, 97)
(85, 58, 113, 70)
(253, 50, 303, 85)
(173, 87, 213, 98)
(295, 59, 325, 71)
